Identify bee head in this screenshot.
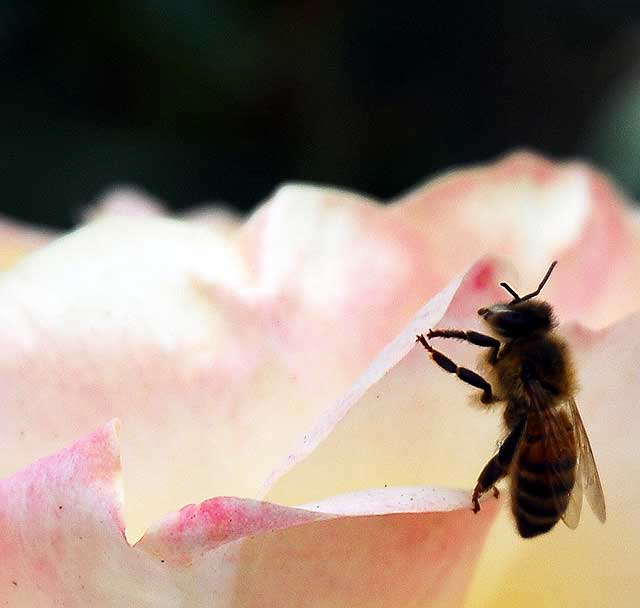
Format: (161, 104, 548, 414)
(477, 261, 558, 338)
(478, 301, 555, 338)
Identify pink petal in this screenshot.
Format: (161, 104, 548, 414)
(0, 215, 55, 269)
(0, 421, 498, 606)
(3, 154, 638, 604)
(83, 186, 167, 221)
(236, 183, 446, 382)
(266, 255, 640, 606)
(83, 187, 243, 236)
(0, 185, 448, 541)
(0, 421, 132, 603)
(391, 150, 640, 326)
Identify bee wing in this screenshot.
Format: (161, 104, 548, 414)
(535, 400, 583, 529)
(561, 459, 583, 529)
(528, 387, 605, 529)
(568, 397, 607, 523)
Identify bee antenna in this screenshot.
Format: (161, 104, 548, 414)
(514, 261, 558, 304)
(499, 282, 521, 301)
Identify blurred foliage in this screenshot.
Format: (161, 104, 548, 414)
(1, 1, 640, 227)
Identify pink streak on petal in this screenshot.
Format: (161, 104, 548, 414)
(0, 420, 127, 604)
(0, 420, 498, 604)
(219, 491, 499, 608)
(391, 150, 640, 326)
(0, 186, 458, 541)
(137, 496, 326, 565)
(229, 504, 497, 608)
(136, 486, 499, 606)
(0, 415, 498, 604)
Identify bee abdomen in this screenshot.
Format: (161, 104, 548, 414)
(513, 457, 576, 538)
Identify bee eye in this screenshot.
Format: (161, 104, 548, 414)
(493, 311, 532, 334)
(495, 311, 527, 329)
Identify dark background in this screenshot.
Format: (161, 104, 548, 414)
(3, 1, 640, 229)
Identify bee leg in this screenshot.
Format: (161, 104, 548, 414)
(426, 328, 501, 364)
(471, 419, 526, 513)
(416, 334, 495, 403)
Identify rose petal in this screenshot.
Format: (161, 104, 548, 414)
(0, 420, 137, 603)
(265, 258, 511, 504)
(0, 215, 55, 269)
(182, 205, 241, 235)
(266, 255, 640, 607)
(236, 183, 446, 384)
(0, 185, 449, 541)
(198, 490, 498, 608)
(0, 421, 499, 606)
(0, 216, 257, 540)
(83, 186, 167, 222)
(391, 150, 640, 326)
(3, 153, 637, 605)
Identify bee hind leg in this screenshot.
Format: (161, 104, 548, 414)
(471, 418, 526, 513)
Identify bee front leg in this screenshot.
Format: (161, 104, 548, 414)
(471, 418, 526, 513)
(416, 334, 496, 403)
(426, 328, 501, 364)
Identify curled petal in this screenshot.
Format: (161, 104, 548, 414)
(0, 421, 134, 603)
(0, 185, 451, 541)
(0, 421, 499, 606)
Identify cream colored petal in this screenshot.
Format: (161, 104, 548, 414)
(0, 215, 55, 269)
(0, 420, 499, 606)
(0, 216, 255, 542)
(182, 205, 242, 235)
(469, 316, 640, 608)
(0, 184, 446, 542)
(265, 258, 511, 505)
(267, 254, 639, 607)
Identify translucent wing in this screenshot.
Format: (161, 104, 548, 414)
(527, 390, 583, 529)
(561, 458, 583, 529)
(568, 398, 607, 523)
(526, 385, 605, 530)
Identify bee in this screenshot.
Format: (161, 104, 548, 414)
(416, 261, 606, 537)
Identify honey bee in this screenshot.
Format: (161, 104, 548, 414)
(416, 262, 606, 537)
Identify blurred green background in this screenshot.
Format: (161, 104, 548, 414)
(2, 1, 640, 228)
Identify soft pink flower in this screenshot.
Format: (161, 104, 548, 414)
(0, 216, 55, 269)
(0, 151, 638, 606)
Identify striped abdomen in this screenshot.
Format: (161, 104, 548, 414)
(511, 411, 577, 538)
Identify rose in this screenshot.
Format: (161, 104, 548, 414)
(0, 151, 638, 606)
